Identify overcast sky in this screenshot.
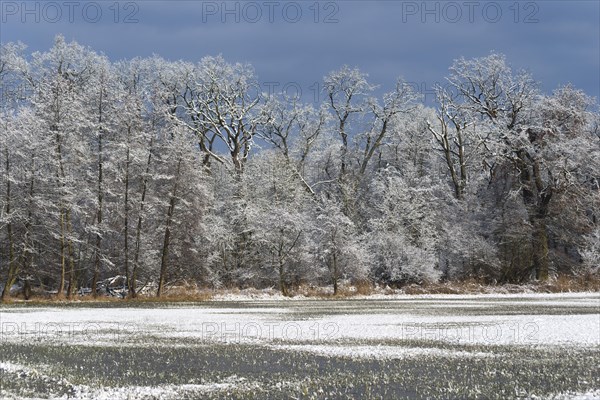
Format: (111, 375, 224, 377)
(1, 0, 598, 104)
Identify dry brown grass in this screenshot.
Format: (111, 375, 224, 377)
(125, 292, 213, 302)
(534, 274, 600, 293)
(1, 294, 121, 305)
(289, 285, 331, 298)
(2, 275, 597, 304)
(1, 285, 214, 304)
(401, 278, 486, 295)
(353, 280, 375, 296)
(127, 284, 214, 302)
(289, 280, 375, 298)
(400, 275, 600, 295)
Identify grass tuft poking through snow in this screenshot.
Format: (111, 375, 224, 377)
(1, 293, 598, 399)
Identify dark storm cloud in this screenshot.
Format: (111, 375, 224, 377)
(1, 0, 598, 103)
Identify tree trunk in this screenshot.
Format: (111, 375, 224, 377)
(1, 147, 16, 301)
(277, 244, 287, 296)
(532, 218, 549, 281)
(332, 251, 339, 296)
(124, 136, 131, 295)
(23, 279, 32, 300)
(16, 153, 36, 298)
(66, 210, 76, 299)
(92, 134, 103, 297)
(58, 209, 66, 297)
(157, 158, 182, 298)
(532, 160, 552, 281)
(54, 129, 68, 298)
(519, 152, 552, 282)
(156, 220, 172, 298)
(92, 92, 104, 297)
(359, 120, 388, 175)
(131, 137, 153, 298)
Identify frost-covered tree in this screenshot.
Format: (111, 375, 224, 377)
(323, 66, 374, 177)
(180, 56, 261, 174)
(258, 95, 327, 195)
(243, 151, 316, 294)
(367, 170, 442, 284)
(1, 38, 598, 299)
(28, 35, 103, 297)
(315, 197, 371, 294)
(580, 228, 600, 276)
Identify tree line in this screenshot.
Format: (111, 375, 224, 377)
(0, 35, 598, 299)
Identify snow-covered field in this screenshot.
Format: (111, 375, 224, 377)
(1, 293, 599, 399)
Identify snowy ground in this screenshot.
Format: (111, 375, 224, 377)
(1, 293, 598, 399)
